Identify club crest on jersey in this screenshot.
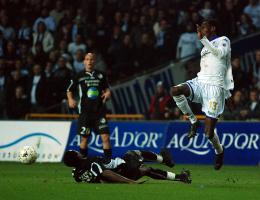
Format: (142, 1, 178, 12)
(87, 87, 99, 99)
(97, 73, 103, 79)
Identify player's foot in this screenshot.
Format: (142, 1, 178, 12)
(160, 149, 175, 168)
(214, 147, 224, 170)
(175, 169, 192, 184)
(187, 120, 201, 139)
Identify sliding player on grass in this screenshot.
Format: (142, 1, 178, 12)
(63, 149, 191, 184)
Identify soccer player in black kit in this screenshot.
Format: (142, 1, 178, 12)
(67, 53, 112, 159)
(63, 149, 192, 184)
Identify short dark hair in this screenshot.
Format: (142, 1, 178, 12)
(200, 18, 219, 32)
(63, 150, 81, 167)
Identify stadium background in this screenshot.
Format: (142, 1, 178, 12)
(0, 0, 260, 199)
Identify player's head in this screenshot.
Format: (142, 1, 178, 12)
(198, 18, 218, 38)
(84, 52, 96, 72)
(63, 150, 82, 167)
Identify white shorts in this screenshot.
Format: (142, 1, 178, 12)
(185, 78, 229, 119)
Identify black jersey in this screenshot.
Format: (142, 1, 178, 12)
(72, 157, 106, 183)
(67, 70, 109, 114)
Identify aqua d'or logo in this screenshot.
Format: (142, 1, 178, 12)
(0, 132, 61, 149)
(87, 87, 99, 99)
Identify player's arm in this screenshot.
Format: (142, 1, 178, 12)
(101, 74, 111, 103)
(100, 169, 138, 184)
(101, 88, 111, 103)
(66, 78, 77, 108)
(200, 36, 230, 58)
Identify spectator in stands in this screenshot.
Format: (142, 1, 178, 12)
(0, 30, 6, 57)
(50, 0, 64, 27)
(27, 64, 47, 113)
(109, 34, 134, 78)
(68, 34, 87, 60)
(51, 56, 72, 108)
(219, 0, 238, 38)
(237, 13, 256, 36)
(92, 15, 110, 55)
(147, 81, 171, 120)
(240, 89, 260, 120)
(222, 90, 245, 120)
(0, 59, 7, 118)
(176, 22, 201, 59)
(135, 33, 155, 71)
(251, 49, 260, 89)
(199, 1, 216, 19)
(0, 15, 15, 41)
(243, 0, 260, 29)
(33, 7, 56, 32)
(7, 86, 29, 119)
(32, 22, 54, 55)
(17, 18, 31, 44)
(72, 49, 84, 74)
(4, 40, 17, 70)
(232, 57, 250, 91)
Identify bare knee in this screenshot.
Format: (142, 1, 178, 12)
(171, 84, 190, 97)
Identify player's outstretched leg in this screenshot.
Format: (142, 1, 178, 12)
(160, 149, 175, 167)
(214, 147, 224, 170)
(132, 150, 175, 167)
(140, 166, 191, 184)
(172, 85, 199, 139)
(205, 117, 224, 170)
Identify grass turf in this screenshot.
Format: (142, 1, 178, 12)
(0, 163, 259, 200)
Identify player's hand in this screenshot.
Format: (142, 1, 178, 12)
(68, 98, 77, 108)
(102, 90, 111, 103)
(196, 24, 203, 39)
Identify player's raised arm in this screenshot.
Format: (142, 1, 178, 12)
(200, 36, 230, 58)
(197, 19, 230, 58)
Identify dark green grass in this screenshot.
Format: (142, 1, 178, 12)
(0, 162, 259, 200)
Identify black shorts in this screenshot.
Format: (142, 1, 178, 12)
(78, 112, 109, 137)
(120, 151, 144, 180)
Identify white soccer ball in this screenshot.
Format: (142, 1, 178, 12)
(18, 146, 37, 164)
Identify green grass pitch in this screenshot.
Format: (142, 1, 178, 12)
(0, 162, 259, 200)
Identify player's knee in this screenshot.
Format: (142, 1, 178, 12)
(101, 134, 110, 143)
(171, 86, 180, 96)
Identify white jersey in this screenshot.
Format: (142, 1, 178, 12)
(197, 36, 232, 89)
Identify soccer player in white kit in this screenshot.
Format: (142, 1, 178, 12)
(172, 19, 234, 170)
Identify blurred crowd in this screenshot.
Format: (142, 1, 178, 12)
(0, 0, 259, 119)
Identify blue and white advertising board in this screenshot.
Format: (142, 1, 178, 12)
(66, 121, 260, 165)
(165, 122, 260, 165)
(66, 121, 168, 157)
(0, 121, 71, 162)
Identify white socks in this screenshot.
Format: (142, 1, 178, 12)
(156, 155, 163, 163)
(166, 172, 176, 180)
(209, 132, 223, 154)
(173, 95, 197, 124)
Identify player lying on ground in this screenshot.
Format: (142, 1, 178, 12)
(63, 149, 191, 184)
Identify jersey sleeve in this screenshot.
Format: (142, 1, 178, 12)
(66, 76, 78, 93)
(72, 162, 104, 183)
(101, 73, 110, 90)
(200, 36, 230, 58)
